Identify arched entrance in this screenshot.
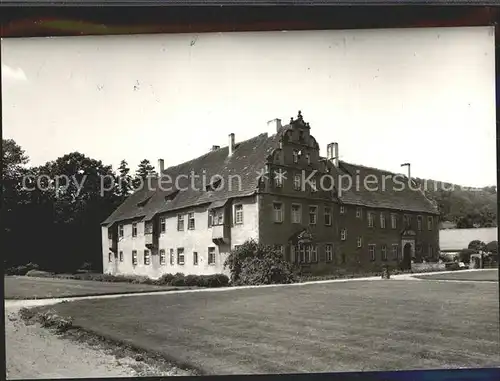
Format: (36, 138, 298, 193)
(402, 243, 412, 270)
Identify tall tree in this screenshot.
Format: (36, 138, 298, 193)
(133, 159, 157, 189)
(116, 160, 133, 198)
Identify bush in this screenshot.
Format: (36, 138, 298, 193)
(171, 273, 186, 287)
(224, 239, 296, 286)
(468, 240, 486, 252)
(459, 248, 476, 264)
(25, 270, 53, 277)
(486, 241, 498, 254)
(6, 262, 40, 276)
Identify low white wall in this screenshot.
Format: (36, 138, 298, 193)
(411, 262, 446, 272)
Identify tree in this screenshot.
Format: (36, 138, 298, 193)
(132, 159, 157, 190)
(486, 241, 498, 254)
(224, 239, 296, 285)
(468, 240, 486, 252)
(116, 160, 133, 198)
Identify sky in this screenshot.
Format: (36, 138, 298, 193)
(2, 26, 496, 187)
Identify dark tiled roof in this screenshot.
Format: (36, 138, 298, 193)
(102, 133, 277, 225)
(334, 161, 439, 215)
(103, 128, 439, 226)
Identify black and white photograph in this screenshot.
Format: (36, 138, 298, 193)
(2, 11, 499, 379)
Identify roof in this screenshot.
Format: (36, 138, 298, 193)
(332, 161, 439, 215)
(439, 227, 498, 251)
(102, 132, 278, 226)
(103, 124, 439, 226)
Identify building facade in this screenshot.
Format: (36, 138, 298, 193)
(102, 112, 440, 278)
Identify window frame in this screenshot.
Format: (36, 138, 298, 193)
(193, 251, 199, 265)
(340, 228, 347, 241)
(159, 249, 166, 265)
(324, 207, 332, 226)
(356, 207, 362, 218)
(108, 252, 112, 262)
(118, 224, 124, 238)
(291, 203, 302, 224)
(177, 214, 185, 231)
(380, 213, 386, 229)
(325, 243, 334, 262)
(274, 168, 284, 188)
(234, 204, 244, 225)
(417, 215, 422, 231)
(160, 217, 166, 233)
(392, 244, 399, 260)
(293, 174, 301, 191)
(119, 250, 123, 262)
(132, 250, 138, 265)
(368, 244, 376, 261)
(208, 247, 216, 265)
(144, 250, 151, 265)
(188, 212, 195, 230)
(391, 214, 397, 229)
(132, 222, 138, 237)
(381, 245, 387, 261)
(340, 205, 345, 215)
(357, 236, 363, 248)
(309, 205, 318, 225)
(273, 202, 284, 223)
(169, 248, 174, 265)
(292, 149, 299, 164)
(368, 212, 374, 228)
(427, 216, 433, 230)
(310, 178, 317, 193)
(177, 248, 185, 265)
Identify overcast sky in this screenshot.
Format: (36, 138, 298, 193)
(2, 26, 495, 187)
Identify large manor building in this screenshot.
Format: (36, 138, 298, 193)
(102, 111, 440, 278)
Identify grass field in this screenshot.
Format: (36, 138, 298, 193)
(27, 278, 500, 374)
(4, 276, 183, 299)
(414, 269, 498, 282)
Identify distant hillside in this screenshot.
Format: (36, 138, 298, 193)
(414, 178, 497, 228)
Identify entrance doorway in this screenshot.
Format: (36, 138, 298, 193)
(402, 243, 412, 270)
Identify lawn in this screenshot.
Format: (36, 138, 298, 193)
(413, 269, 498, 282)
(4, 276, 182, 299)
(27, 279, 500, 374)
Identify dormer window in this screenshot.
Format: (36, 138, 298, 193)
(206, 179, 222, 192)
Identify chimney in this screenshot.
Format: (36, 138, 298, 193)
(158, 158, 165, 174)
(326, 143, 339, 167)
(267, 118, 282, 134)
(228, 133, 235, 156)
(211, 145, 220, 151)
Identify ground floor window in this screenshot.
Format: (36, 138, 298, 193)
(170, 249, 174, 265)
(160, 249, 166, 265)
(208, 247, 216, 265)
(325, 244, 333, 262)
(381, 245, 387, 261)
(132, 250, 138, 265)
(392, 244, 399, 260)
(369, 244, 376, 261)
(193, 251, 199, 265)
(144, 250, 151, 265)
(119, 251, 123, 262)
(177, 248, 185, 265)
(108, 252, 112, 262)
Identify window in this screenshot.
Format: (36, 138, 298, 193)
(404, 215, 411, 228)
(208, 247, 216, 265)
(417, 216, 422, 231)
(144, 250, 150, 265)
(392, 244, 399, 260)
(427, 216, 433, 230)
(211, 210, 224, 226)
(305, 245, 311, 263)
(177, 214, 184, 231)
(324, 207, 332, 226)
(160, 217, 166, 233)
(357, 236, 363, 248)
(381, 245, 387, 261)
(380, 213, 386, 229)
(118, 224, 124, 238)
(132, 250, 138, 265)
(340, 206, 345, 215)
(294, 174, 301, 190)
(356, 207, 362, 218)
(293, 150, 299, 163)
(169, 249, 174, 265)
(177, 248, 185, 265)
(119, 251, 123, 262)
(193, 251, 198, 265)
(160, 249, 166, 265)
(309, 206, 318, 225)
(341, 229, 347, 241)
(368, 212, 374, 228)
(132, 223, 138, 237)
(311, 245, 318, 262)
(291, 204, 302, 224)
(274, 169, 284, 188)
(235, 204, 243, 224)
(429, 245, 433, 258)
(310, 178, 317, 192)
(145, 221, 153, 234)
(391, 214, 397, 229)
(273, 202, 283, 223)
(290, 244, 297, 263)
(188, 212, 195, 230)
(274, 245, 284, 256)
(305, 153, 310, 164)
(108, 252, 112, 262)
(369, 244, 376, 261)
(325, 244, 333, 262)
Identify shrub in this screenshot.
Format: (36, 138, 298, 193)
(37, 310, 74, 333)
(459, 248, 476, 264)
(25, 270, 53, 278)
(171, 273, 186, 287)
(486, 241, 498, 254)
(154, 273, 175, 286)
(468, 240, 486, 252)
(224, 239, 296, 285)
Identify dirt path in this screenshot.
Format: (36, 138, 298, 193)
(5, 300, 185, 379)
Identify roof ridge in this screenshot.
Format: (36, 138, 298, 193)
(339, 160, 404, 177)
(161, 132, 269, 175)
